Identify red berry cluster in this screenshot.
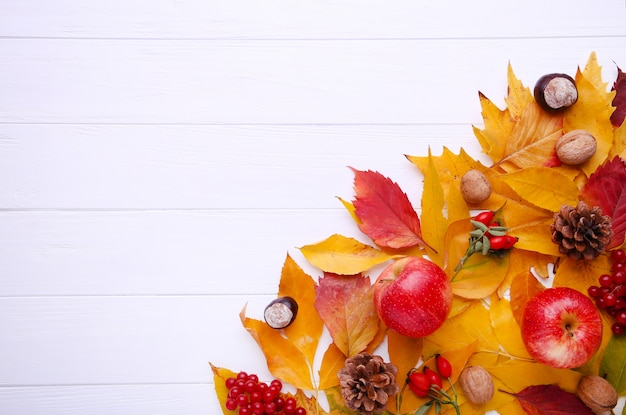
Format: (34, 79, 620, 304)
(406, 355, 461, 414)
(407, 354, 451, 397)
(473, 211, 518, 250)
(454, 211, 518, 274)
(588, 248, 626, 336)
(224, 371, 306, 415)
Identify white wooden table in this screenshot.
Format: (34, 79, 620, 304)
(1, 1, 625, 413)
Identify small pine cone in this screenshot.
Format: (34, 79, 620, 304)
(551, 201, 613, 260)
(337, 353, 400, 415)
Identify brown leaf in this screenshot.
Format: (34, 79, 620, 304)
(611, 65, 626, 127)
(504, 384, 594, 415)
(580, 156, 626, 249)
(351, 168, 432, 250)
(315, 273, 380, 357)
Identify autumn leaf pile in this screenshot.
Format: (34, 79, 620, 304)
(212, 52, 626, 415)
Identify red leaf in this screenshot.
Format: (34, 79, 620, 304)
(611, 65, 626, 127)
(314, 273, 380, 357)
(351, 168, 432, 250)
(506, 384, 594, 415)
(580, 156, 626, 249)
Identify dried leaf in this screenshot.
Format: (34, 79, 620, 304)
(474, 92, 515, 163)
(240, 306, 315, 390)
(504, 384, 594, 415)
(278, 254, 324, 363)
(422, 301, 500, 358)
(563, 53, 615, 176)
(351, 168, 431, 250)
(387, 329, 422, 394)
(489, 295, 532, 360)
(315, 273, 380, 357)
(509, 270, 545, 326)
(495, 103, 563, 173)
(299, 234, 398, 275)
(553, 255, 610, 295)
(210, 363, 238, 413)
(318, 342, 346, 390)
(240, 254, 323, 390)
(580, 156, 626, 249)
(600, 334, 626, 394)
(505, 62, 535, 120)
(611, 65, 626, 127)
(419, 148, 448, 265)
(499, 167, 579, 212)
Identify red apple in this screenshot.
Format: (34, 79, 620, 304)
(373, 256, 452, 338)
(521, 286, 602, 369)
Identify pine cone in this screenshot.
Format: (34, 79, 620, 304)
(337, 353, 400, 415)
(551, 201, 613, 260)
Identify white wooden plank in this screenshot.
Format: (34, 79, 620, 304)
(1, 38, 623, 124)
(0, 210, 371, 296)
(0, 384, 219, 415)
(1, 0, 625, 39)
(0, 124, 483, 209)
(0, 295, 277, 386)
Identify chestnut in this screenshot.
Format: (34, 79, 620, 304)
(264, 296, 298, 329)
(534, 73, 578, 112)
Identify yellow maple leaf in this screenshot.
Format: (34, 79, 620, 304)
(504, 62, 535, 120)
(299, 234, 399, 275)
(498, 167, 579, 212)
(473, 93, 514, 163)
(494, 103, 563, 173)
(564, 53, 616, 176)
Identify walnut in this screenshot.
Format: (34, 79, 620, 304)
(459, 365, 494, 405)
(577, 375, 618, 415)
(460, 169, 492, 204)
(555, 130, 597, 165)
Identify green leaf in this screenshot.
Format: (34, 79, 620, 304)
(600, 334, 626, 394)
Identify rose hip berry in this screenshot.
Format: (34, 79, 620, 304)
(435, 354, 452, 378)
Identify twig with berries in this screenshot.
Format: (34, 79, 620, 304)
(453, 211, 518, 279)
(398, 355, 461, 415)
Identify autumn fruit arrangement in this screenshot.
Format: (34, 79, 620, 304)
(211, 52, 626, 415)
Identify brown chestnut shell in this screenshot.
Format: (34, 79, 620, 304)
(264, 296, 298, 329)
(534, 73, 578, 112)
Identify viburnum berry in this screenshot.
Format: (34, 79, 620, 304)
(435, 354, 452, 378)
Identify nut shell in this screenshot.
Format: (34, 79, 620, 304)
(556, 130, 597, 165)
(459, 365, 494, 405)
(460, 169, 492, 204)
(264, 296, 298, 329)
(577, 375, 617, 415)
(534, 73, 578, 112)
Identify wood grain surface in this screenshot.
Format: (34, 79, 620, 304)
(1, 1, 626, 413)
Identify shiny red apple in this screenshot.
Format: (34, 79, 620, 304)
(373, 256, 453, 338)
(521, 286, 602, 369)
